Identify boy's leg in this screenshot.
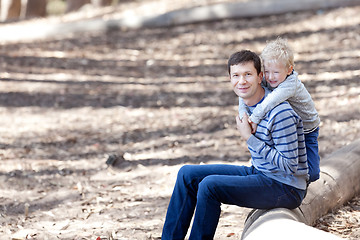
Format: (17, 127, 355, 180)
(305, 128, 320, 182)
(189, 171, 305, 240)
(161, 164, 254, 240)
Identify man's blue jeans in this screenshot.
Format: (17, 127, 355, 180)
(161, 164, 306, 240)
(305, 127, 320, 182)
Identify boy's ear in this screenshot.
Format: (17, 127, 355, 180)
(287, 65, 294, 75)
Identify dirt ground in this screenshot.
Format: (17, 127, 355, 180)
(0, 1, 359, 239)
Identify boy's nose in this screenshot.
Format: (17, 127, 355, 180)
(269, 73, 275, 80)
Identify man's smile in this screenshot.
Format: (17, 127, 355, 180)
(237, 86, 250, 92)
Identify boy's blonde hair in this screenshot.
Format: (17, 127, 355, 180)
(260, 37, 294, 69)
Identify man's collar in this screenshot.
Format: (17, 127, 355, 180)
(245, 86, 266, 107)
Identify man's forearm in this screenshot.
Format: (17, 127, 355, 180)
(247, 131, 299, 174)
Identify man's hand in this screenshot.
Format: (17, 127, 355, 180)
(236, 114, 253, 140)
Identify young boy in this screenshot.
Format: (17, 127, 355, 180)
(238, 38, 321, 183)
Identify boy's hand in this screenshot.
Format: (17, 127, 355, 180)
(236, 114, 252, 140)
(248, 119, 258, 134)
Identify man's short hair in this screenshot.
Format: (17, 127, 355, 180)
(227, 50, 262, 75)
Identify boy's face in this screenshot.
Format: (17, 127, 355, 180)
(230, 62, 263, 101)
(263, 61, 293, 88)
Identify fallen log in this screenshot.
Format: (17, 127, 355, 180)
(301, 138, 360, 225)
(1, 0, 360, 43)
(241, 138, 360, 239)
(112, 0, 360, 28)
(241, 208, 342, 240)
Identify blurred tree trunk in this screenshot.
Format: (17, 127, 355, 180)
(24, 0, 47, 18)
(92, 0, 112, 7)
(0, 0, 21, 21)
(66, 0, 91, 13)
(66, 0, 112, 13)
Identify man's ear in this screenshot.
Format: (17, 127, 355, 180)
(258, 72, 263, 83)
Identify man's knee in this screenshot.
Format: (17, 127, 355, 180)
(178, 165, 192, 177)
(177, 165, 197, 185)
(198, 176, 219, 199)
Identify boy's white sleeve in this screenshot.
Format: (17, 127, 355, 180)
(238, 97, 248, 120)
(250, 74, 297, 124)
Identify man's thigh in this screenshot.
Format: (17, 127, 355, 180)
(179, 164, 255, 186)
(199, 173, 293, 209)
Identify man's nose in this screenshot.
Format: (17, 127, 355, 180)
(238, 76, 247, 84)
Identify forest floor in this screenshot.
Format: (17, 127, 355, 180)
(0, 0, 359, 239)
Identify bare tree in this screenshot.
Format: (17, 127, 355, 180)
(66, 0, 112, 13)
(24, 0, 47, 18)
(0, 0, 21, 21)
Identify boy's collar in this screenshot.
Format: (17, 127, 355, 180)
(287, 69, 295, 77)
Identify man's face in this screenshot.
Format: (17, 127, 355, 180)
(263, 61, 293, 88)
(230, 62, 263, 101)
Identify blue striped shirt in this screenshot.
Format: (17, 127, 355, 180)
(247, 88, 309, 190)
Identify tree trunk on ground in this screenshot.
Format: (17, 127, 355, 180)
(241, 208, 342, 240)
(300, 138, 360, 225)
(241, 138, 360, 239)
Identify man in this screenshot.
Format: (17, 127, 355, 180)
(161, 50, 309, 240)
